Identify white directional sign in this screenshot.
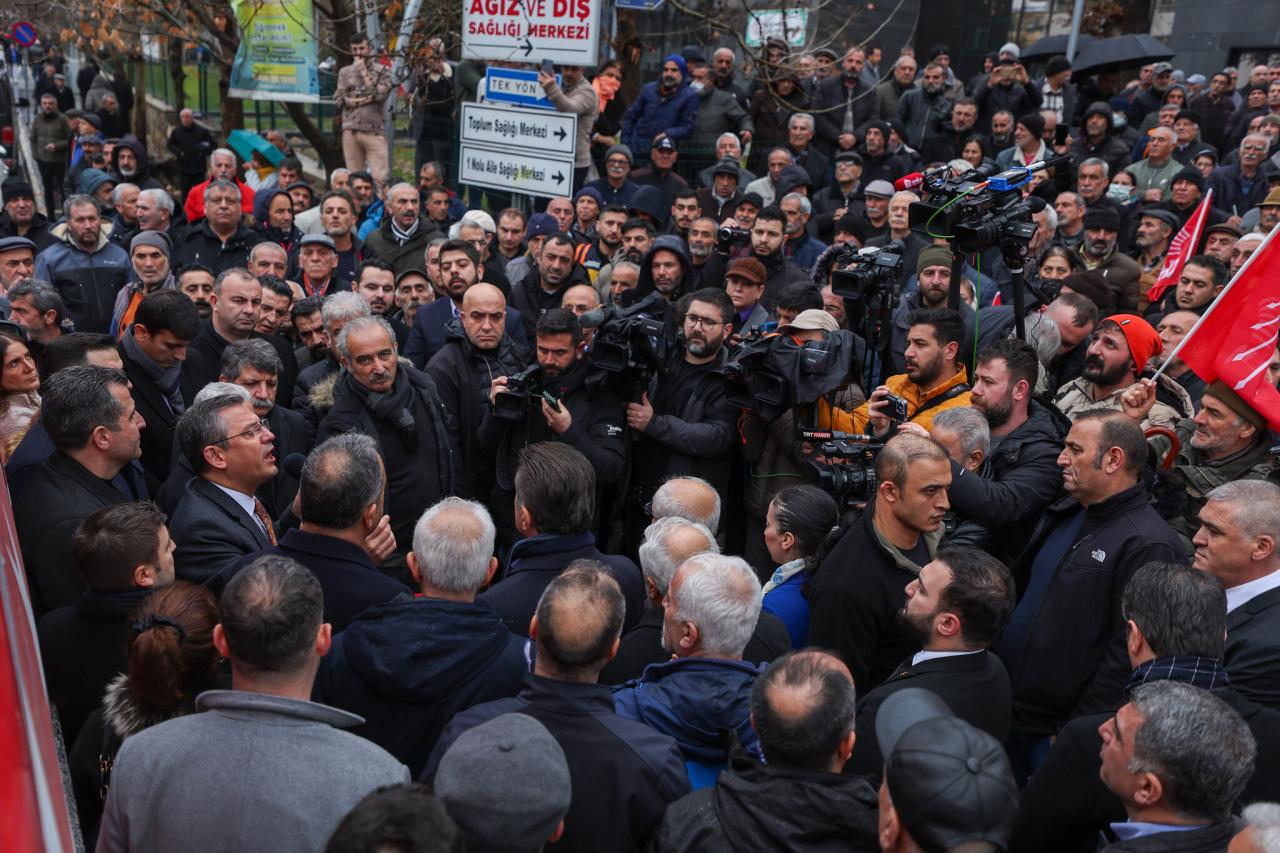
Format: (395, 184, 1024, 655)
(459, 144, 575, 199)
(461, 102, 577, 157)
(463, 0, 601, 66)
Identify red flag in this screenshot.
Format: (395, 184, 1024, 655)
(1173, 225, 1280, 430)
(1146, 188, 1214, 305)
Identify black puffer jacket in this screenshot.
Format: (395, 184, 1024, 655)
(109, 135, 163, 191)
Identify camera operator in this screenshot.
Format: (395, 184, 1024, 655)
(479, 308, 627, 543)
(887, 245, 976, 376)
(622, 288, 740, 551)
(701, 206, 812, 313)
(900, 338, 1069, 562)
(426, 283, 530, 500)
(822, 308, 973, 435)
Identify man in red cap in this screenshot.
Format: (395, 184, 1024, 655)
(1053, 314, 1194, 429)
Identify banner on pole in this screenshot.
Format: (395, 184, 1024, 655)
(229, 0, 322, 103)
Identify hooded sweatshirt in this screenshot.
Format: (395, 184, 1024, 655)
(109, 136, 164, 191)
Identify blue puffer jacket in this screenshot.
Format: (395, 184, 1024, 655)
(34, 224, 130, 334)
(622, 81, 699, 152)
(612, 657, 764, 773)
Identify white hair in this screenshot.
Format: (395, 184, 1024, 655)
(111, 183, 138, 206)
(1243, 804, 1280, 852)
(670, 553, 762, 658)
(788, 112, 815, 131)
(781, 192, 811, 216)
(193, 381, 251, 406)
(412, 497, 496, 594)
(650, 476, 721, 533)
(334, 315, 396, 359)
(138, 187, 174, 214)
(321, 291, 371, 330)
(637, 517, 717, 596)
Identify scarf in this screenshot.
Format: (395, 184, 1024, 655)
(762, 557, 807, 595)
(390, 217, 420, 244)
(1126, 655, 1230, 693)
(593, 74, 620, 110)
(122, 329, 185, 415)
(342, 369, 419, 448)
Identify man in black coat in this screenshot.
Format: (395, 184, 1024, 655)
(426, 283, 529, 500)
(166, 108, 215, 198)
(508, 234, 584, 342)
(808, 434, 951, 693)
(171, 180, 265, 275)
(36, 502, 174, 745)
(812, 48, 875, 159)
(698, 207, 812, 314)
(118, 291, 207, 489)
(845, 546, 1014, 780)
(996, 411, 1186, 780)
(425, 565, 690, 853)
(360, 183, 441, 275)
(291, 290, 369, 438)
(15, 365, 147, 615)
(317, 316, 456, 562)
(1015, 561, 1280, 853)
(315, 495, 526, 778)
(169, 394, 278, 583)
(1191, 479, 1280, 709)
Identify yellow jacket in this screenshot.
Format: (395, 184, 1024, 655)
(819, 367, 973, 434)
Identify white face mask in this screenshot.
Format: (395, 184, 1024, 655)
(689, 81, 705, 92)
(1107, 183, 1133, 202)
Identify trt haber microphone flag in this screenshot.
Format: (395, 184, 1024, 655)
(1173, 223, 1280, 430)
(1146, 188, 1214, 306)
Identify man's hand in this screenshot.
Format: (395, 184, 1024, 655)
(834, 206, 848, 220)
(537, 71, 555, 91)
(895, 421, 930, 439)
(740, 130, 753, 144)
(1119, 378, 1158, 422)
(488, 375, 509, 406)
(1052, 134, 1072, 154)
(1143, 188, 1164, 203)
(362, 514, 396, 565)
(838, 132, 856, 150)
(542, 397, 572, 434)
(653, 132, 668, 144)
(626, 392, 655, 432)
(45, 143, 55, 152)
(866, 385, 892, 435)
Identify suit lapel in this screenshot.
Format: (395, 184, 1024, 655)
(1228, 586, 1280, 631)
(195, 479, 270, 549)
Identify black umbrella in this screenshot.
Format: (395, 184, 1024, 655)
(1020, 33, 1095, 63)
(1070, 34, 1174, 76)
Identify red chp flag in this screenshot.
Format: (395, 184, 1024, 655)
(1147, 188, 1214, 305)
(1176, 225, 1280, 430)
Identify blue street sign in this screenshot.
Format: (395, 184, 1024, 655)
(615, 0, 664, 9)
(482, 67, 561, 111)
(11, 22, 38, 48)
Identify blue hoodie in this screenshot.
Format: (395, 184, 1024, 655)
(621, 56, 700, 153)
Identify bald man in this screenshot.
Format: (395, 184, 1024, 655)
(562, 284, 601, 344)
(426, 282, 530, 498)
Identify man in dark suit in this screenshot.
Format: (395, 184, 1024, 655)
(845, 546, 1014, 779)
(218, 339, 310, 516)
(15, 365, 147, 615)
(1192, 479, 1280, 709)
(169, 394, 278, 583)
(1014, 561, 1280, 853)
(119, 291, 207, 489)
(211, 433, 404, 632)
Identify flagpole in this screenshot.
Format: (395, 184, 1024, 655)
(1150, 222, 1280, 382)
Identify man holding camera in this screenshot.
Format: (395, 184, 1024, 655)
(622, 288, 740, 550)
(701, 206, 812, 313)
(824, 307, 973, 435)
(479, 308, 627, 542)
(887, 245, 975, 376)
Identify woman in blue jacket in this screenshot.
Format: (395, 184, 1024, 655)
(761, 485, 838, 647)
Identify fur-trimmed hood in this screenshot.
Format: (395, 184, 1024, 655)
(102, 673, 193, 741)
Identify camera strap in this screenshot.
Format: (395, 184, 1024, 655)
(910, 382, 971, 420)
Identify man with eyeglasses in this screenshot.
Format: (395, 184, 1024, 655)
(170, 393, 279, 584)
(621, 287, 739, 552)
(1209, 133, 1272, 219)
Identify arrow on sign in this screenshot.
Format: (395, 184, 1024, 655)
(554, 127, 567, 142)
(553, 172, 566, 185)
(521, 38, 533, 56)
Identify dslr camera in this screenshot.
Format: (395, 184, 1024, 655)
(717, 226, 751, 250)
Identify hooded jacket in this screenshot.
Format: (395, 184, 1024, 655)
(636, 234, 693, 304)
(109, 136, 163, 191)
(622, 73, 700, 154)
(0, 210, 55, 252)
(251, 188, 303, 251)
(629, 184, 671, 228)
(314, 594, 529, 778)
(34, 221, 130, 334)
(652, 759, 882, 852)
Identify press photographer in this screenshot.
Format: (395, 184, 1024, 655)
(700, 206, 812, 311)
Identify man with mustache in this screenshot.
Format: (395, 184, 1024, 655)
(351, 259, 408, 350)
(1054, 313, 1192, 429)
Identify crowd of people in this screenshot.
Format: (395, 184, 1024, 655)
(4, 29, 1280, 853)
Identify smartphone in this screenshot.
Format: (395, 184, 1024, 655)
(541, 59, 555, 75)
(542, 391, 562, 413)
(884, 392, 909, 423)
(1054, 124, 1069, 146)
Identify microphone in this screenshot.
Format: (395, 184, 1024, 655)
(1024, 195, 1048, 213)
(894, 172, 925, 192)
(578, 307, 607, 329)
(283, 453, 307, 480)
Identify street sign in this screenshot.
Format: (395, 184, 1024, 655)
(482, 67, 560, 110)
(463, 0, 601, 67)
(615, 0, 664, 9)
(459, 143, 575, 199)
(11, 22, 38, 48)
(461, 102, 577, 157)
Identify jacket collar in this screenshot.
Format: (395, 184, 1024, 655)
(196, 689, 364, 728)
(48, 451, 131, 503)
(278, 528, 374, 571)
(517, 672, 616, 714)
(74, 585, 152, 620)
(864, 502, 940, 575)
(634, 655, 764, 684)
(508, 532, 596, 571)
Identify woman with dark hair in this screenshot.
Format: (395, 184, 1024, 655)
(589, 60, 628, 177)
(748, 74, 807, 175)
(959, 134, 994, 170)
(761, 485, 840, 646)
(0, 332, 40, 462)
(1035, 244, 1081, 292)
(70, 582, 222, 848)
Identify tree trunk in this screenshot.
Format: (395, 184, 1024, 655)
(218, 63, 244, 139)
(169, 38, 187, 112)
(133, 54, 149, 143)
(285, 101, 344, 173)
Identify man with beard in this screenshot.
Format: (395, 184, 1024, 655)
(173, 181, 266, 275)
(318, 316, 455, 570)
(1075, 208, 1141, 312)
(479, 308, 626, 545)
(406, 240, 527, 369)
(33, 93, 71, 212)
(352, 259, 409, 350)
(290, 295, 328, 370)
(0, 179, 55, 252)
(667, 189, 700, 240)
(509, 234, 580, 341)
(905, 339, 1069, 562)
(109, 136, 163, 192)
(896, 63, 953, 153)
(427, 283, 529, 500)
(111, 231, 176, 338)
(843, 547, 1014, 780)
(922, 97, 979, 164)
(253, 189, 301, 253)
(885, 245, 973, 376)
(1055, 314, 1190, 429)
(392, 269, 431, 328)
(685, 217, 716, 287)
(34, 194, 130, 334)
(574, 203, 625, 286)
(623, 288, 739, 550)
(1150, 310, 1207, 407)
(825, 308, 973, 435)
(700, 207, 811, 314)
(635, 235, 693, 306)
(177, 265, 216, 320)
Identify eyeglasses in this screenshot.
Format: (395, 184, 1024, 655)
(685, 314, 725, 329)
(212, 417, 269, 445)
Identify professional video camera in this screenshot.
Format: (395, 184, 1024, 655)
(797, 427, 884, 507)
(492, 363, 543, 420)
(828, 240, 905, 353)
(717, 225, 751, 249)
(724, 329, 859, 421)
(585, 292, 671, 394)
